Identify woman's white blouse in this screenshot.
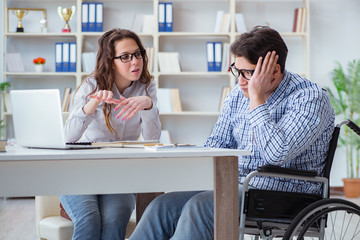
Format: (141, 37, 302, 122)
(64, 77, 161, 143)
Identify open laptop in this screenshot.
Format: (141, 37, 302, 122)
(10, 89, 98, 149)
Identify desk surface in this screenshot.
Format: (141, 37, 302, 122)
(1, 146, 249, 240)
(0, 146, 250, 197)
(0, 145, 250, 161)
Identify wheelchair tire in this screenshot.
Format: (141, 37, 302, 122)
(283, 198, 360, 240)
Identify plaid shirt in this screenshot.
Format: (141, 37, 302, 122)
(204, 71, 335, 194)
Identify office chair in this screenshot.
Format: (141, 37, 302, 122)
(239, 120, 360, 240)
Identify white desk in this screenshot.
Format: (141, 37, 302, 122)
(0, 146, 250, 240)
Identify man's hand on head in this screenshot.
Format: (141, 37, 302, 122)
(248, 51, 280, 111)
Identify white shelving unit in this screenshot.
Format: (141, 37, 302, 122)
(1, 0, 309, 144)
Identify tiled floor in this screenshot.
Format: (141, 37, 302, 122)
(0, 196, 359, 240)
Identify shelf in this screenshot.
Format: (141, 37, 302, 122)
(158, 72, 231, 76)
(81, 32, 153, 37)
(158, 32, 231, 37)
(2, 0, 310, 145)
(4, 72, 77, 77)
(5, 32, 77, 37)
(234, 32, 308, 38)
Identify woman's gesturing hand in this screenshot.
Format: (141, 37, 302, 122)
(113, 96, 153, 121)
(90, 92, 153, 120)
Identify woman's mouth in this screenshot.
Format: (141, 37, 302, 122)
(132, 68, 140, 74)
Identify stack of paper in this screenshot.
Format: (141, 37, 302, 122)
(214, 11, 231, 33)
(62, 88, 72, 112)
(235, 13, 247, 33)
(218, 86, 231, 111)
(157, 88, 182, 113)
(82, 52, 97, 73)
(5, 53, 24, 72)
(144, 144, 203, 152)
(145, 47, 154, 72)
(92, 140, 160, 148)
(158, 52, 181, 73)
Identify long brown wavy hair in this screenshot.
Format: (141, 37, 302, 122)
(79, 28, 153, 135)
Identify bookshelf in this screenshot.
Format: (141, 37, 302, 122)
(1, 0, 310, 144)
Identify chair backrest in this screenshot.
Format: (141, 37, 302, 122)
(322, 120, 360, 197)
(320, 125, 340, 198)
(322, 126, 340, 180)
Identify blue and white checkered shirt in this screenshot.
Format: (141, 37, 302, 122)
(204, 71, 335, 194)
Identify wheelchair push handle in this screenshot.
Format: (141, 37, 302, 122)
(337, 119, 360, 136)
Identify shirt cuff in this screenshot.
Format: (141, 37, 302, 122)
(73, 105, 97, 123)
(140, 105, 159, 121)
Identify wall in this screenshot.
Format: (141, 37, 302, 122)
(1, 0, 359, 186)
(310, 0, 360, 186)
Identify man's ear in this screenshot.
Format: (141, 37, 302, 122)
(272, 64, 281, 81)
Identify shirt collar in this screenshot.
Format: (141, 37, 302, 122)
(266, 70, 290, 105)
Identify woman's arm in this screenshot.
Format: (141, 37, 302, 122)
(64, 80, 98, 142)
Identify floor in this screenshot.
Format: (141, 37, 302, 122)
(0, 195, 359, 240)
(0, 197, 38, 240)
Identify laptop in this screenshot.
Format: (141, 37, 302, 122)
(10, 89, 98, 149)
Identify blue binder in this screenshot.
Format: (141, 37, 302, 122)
(55, 42, 63, 72)
(95, 3, 103, 32)
(165, 3, 173, 32)
(69, 42, 77, 72)
(62, 42, 70, 72)
(206, 42, 215, 72)
(88, 3, 96, 32)
(81, 2, 89, 32)
(214, 42, 222, 72)
(158, 3, 166, 32)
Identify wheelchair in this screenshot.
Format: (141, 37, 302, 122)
(239, 120, 360, 240)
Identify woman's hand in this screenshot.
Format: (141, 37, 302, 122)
(113, 96, 153, 121)
(84, 90, 118, 115)
(89, 90, 115, 103)
(88, 91, 153, 120)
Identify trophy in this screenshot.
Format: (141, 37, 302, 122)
(13, 10, 28, 32)
(57, 6, 76, 32)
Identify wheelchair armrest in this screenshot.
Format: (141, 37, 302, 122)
(241, 166, 329, 201)
(258, 164, 318, 177)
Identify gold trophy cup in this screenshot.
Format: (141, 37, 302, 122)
(13, 10, 28, 32)
(58, 6, 76, 32)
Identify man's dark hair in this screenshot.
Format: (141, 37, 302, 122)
(230, 26, 288, 73)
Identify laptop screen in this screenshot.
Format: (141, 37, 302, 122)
(10, 89, 67, 148)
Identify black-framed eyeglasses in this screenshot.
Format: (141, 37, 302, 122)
(230, 62, 255, 81)
(113, 50, 145, 63)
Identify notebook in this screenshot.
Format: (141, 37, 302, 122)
(10, 89, 99, 149)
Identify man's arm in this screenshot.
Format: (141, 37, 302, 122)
(249, 88, 334, 165)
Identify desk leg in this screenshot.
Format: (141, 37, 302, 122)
(136, 192, 164, 223)
(214, 156, 239, 240)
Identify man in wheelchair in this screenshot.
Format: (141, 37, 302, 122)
(129, 26, 340, 240)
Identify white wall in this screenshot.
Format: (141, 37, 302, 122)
(1, 0, 359, 186)
(309, 0, 360, 186)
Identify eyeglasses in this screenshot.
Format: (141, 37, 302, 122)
(230, 62, 255, 81)
(113, 50, 145, 63)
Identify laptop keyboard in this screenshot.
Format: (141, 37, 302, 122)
(66, 142, 92, 145)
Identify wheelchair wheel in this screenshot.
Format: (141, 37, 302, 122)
(283, 198, 360, 240)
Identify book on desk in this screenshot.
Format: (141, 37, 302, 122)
(91, 140, 160, 148)
(144, 144, 206, 151)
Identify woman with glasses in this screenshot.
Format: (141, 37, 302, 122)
(60, 28, 161, 240)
